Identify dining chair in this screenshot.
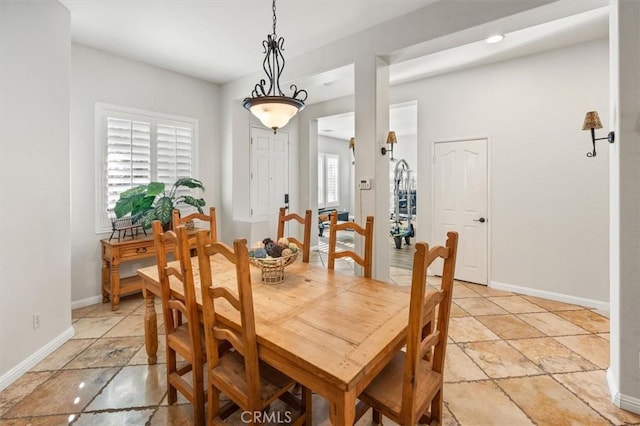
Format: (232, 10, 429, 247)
(354, 231, 458, 425)
(276, 207, 312, 263)
(195, 230, 312, 426)
(172, 206, 218, 244)
(152, 221, 206, 426)
(327, 213, 374, 278)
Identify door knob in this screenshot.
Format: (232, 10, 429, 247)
(473, 217, 486, 223)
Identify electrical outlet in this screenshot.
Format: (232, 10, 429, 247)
(33, 313, 41, 329)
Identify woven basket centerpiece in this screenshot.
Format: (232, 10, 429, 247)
(248, 238, 299, 284)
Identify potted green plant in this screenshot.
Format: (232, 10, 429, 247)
(114, 177, 206, 229)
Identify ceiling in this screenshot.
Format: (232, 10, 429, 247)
(318, 6, 608, 140)
(60, 0, 608, 140)
(60, 0, 435, 84)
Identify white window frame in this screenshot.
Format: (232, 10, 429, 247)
(95, 103, 199, 234)
(318, 153, 340, 209)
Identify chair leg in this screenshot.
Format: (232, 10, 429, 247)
(372, 408, 383, 425)
(208, 384, 220, 426)
(302, 387, 313, 425)
(430, 389, 443, 425)
(193, 360, 205, 426)
(166, 346, 177, 404)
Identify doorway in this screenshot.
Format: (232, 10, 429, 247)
(433, 138, 488, 285)
(314, 103, 418, 272)
(250, 126, 289, 237)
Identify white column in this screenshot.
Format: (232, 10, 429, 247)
(608, 0, 640, 414)
(354, 56, 390, 281)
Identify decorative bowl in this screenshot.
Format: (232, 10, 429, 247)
(249, 250, 298, 283)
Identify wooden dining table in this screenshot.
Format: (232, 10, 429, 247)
(137, 257, 411, 425)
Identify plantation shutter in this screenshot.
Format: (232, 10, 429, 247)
(318, 155, 324, 206)
(98, 104, 198, 233)
(106, 118, 151, 210)
(156, 124, 193, 184)
(326, 155, 339, 206)
(157, 124, 194, 200)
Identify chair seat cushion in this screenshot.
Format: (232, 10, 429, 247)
(210, 350, 296, 408)
(359, 351, 442, 419)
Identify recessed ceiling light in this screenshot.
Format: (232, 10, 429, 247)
(486, 34, 505, 44)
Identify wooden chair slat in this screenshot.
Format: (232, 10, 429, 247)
(212, 327, 245, 356)
(328, 214, 374, 278)
(173, 207, 218, 249)
(419, 330, 440, 359)
(277, 207, 312, 263)
(211, 287, 241, 311)
(166, 266, 183, 282)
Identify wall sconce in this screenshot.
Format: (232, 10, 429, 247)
(348, 137, 355, 164)
(582, 111, 614, 158)
(381, 131, 397, 161)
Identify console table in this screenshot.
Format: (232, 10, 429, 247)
(101, 234, 168, 311)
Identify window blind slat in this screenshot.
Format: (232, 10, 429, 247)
(102, 113, 195, 223)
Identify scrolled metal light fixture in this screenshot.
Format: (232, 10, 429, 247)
(243, 0, 307, 133)
(582, 111, 614, 158)
(348, 137, 355, 164)
(381, 131, 397, 161)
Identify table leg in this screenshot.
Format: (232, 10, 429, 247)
(110, 263, 120, 311)
(329, 388, 356, 426)
(143, 284, 158, 365)
(101, 259, 110, 303)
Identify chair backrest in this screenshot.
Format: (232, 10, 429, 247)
(172, 207, 218, 244)
(327, 214, 374, 278)
(402, 231, 458, 422)
(276, 207, 312, 263)
(196, 231, 262, 408)
(152, 221, 201, 352)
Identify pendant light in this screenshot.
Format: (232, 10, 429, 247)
(243, 0, 308, 133)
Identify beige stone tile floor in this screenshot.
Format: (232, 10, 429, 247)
(1, 250, 639, 425)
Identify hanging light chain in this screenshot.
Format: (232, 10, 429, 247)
(272, 0, 277, 36)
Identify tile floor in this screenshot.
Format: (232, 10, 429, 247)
(1, 251, 639, 425)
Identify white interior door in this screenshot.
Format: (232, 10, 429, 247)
(433, 139, 488, 285)
(250, 127, 289, 236)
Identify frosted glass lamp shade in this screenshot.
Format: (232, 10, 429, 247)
(244, 96, 305, 133)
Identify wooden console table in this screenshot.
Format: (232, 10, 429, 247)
(101, 234, 166, 311)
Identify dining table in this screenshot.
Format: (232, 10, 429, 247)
(137, 256, 411, 425)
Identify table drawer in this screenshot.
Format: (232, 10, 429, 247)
(119, 243, 156, 260)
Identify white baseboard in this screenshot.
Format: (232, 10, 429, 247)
(607, 367, 640, 414)
(490, 281, 609, 312)
(0, 326, 75, 392)
(71, 295, 103, 310)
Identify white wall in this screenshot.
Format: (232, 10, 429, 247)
(296, 39, 610, 307)
(0, 0, 72, 385)
(394, 38, 610, 306)
(608, 0, 640, 413)
(220, 1, 561, 263)
(391, 134, 417, 169)
(70, 44, 221, 304)
(318, 135, 352, 213)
